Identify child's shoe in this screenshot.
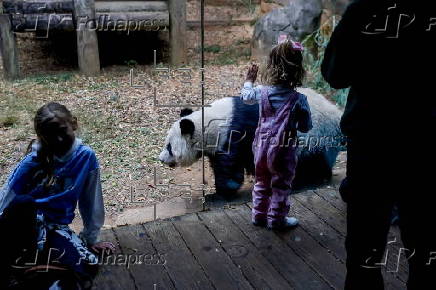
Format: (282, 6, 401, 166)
(268, 217, 299, 230)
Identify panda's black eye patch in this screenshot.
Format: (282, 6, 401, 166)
(167, 143, 173, 156)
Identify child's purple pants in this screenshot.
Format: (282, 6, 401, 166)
(252, 88, 299, 227)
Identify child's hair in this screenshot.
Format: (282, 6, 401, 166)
(33, 102, 76, 137)
(26, 102, 77, 187)
(261, 40, 305, 89)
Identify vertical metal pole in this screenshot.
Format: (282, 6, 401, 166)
(201, 0, 205, 210)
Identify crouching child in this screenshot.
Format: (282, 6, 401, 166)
(0, 102, 115, 289)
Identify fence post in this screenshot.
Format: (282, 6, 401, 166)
(169, 0, 187, 66)
(0, 14, 20, 80)
(73, 0, 100, 75)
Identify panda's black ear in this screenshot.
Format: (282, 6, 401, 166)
(180, 108, 193, 118)
(180, 119, 195, 137)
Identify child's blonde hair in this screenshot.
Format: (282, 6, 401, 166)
(261, 40, 305, 89)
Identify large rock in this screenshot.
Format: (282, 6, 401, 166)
(252, 0, 322, 60)
(322, 0, 352, 15)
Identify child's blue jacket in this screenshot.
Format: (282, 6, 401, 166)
(0, 138, 104, 245)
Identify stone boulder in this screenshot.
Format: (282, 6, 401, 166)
(322, 0, 352, 15)
(252, 0, 322, 60)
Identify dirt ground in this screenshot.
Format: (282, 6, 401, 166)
(0, 0, 345, 229)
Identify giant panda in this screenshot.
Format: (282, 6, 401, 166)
(159, 88, 345, 198)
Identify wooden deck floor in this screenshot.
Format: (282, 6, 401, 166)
(93, 189, 408, 290)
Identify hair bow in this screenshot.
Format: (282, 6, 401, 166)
(277, 34, 304, 51)
(291, 41, 304, 51)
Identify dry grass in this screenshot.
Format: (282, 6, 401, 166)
(0, 62, 253, 217)
(0, 0, 259, 218)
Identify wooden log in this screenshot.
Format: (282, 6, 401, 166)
(73, 0, 100, 76)
(11, 12, 169, 32)
(3, 0, 74, 14)
(11, 13, 74, 32)
(168, 0, 186, 66)
(0, 14, 20, 80)
(90, 12, 169, 31)
(3, 0, 168, 14)
(95, 1, 168, 13)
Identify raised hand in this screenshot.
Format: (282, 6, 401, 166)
(246, 64, 259, 83)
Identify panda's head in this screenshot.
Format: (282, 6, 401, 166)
(159, 108, 201, 167)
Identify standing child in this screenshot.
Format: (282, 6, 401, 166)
(241, 39, 312, 230)
(0, 102, 114, 289)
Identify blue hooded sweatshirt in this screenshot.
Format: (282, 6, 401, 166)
(0, 138, 104, 245)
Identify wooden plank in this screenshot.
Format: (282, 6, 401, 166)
(143, 220, 214, 290)
(168, 0, 186, 65)
(312, 187, 409, 277)
(276, 225, 346, 289)
(294, 193, 408, 286)
(313, 188, 346, 213)
(93, 229, 137, 290)
(171, 213, 253, 289)
(0, 14, 19, 80)
(224, 205, 332, 290)
(113, 224, 175, 289)
(294, 192, 347, 235)
(289, 200, 346, 261)
(198, 210, 292, 290)
(245, 203, 346, 289)
(73, 0, 100, 76)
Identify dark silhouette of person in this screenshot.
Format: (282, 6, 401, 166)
(322, 0, 436, 289)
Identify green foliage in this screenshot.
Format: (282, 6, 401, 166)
(25, 72, 74, 84)
(302, 18, 349, 107)
(204, 45, 221, 53)
(0, 115, 19, 128)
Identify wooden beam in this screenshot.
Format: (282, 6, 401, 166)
(3, 0, 74, 14)
(0, 14, 20, 80)
(11, 13, 74, 32)
(11, 12, 169, 32)
(168, 0, 186, 66)
(73, 0, 100, 76)
(95, 1, 168, 13)
(3, 0, 168, 14)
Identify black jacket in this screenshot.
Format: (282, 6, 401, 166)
(322, 0, 436, 136)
